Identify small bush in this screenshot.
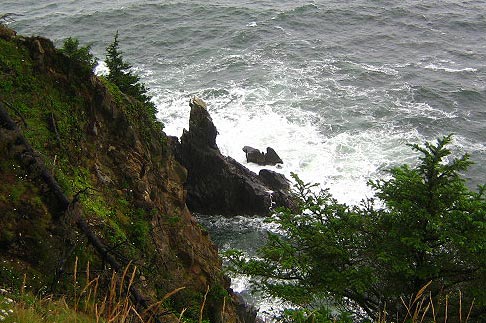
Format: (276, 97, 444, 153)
(60, 37, 97, 72)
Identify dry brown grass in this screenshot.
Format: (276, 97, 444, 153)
(69, 258, 188, 323)
(377, 281, 475, 323)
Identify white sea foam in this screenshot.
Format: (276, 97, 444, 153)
(230, 274, 288, 321)
(148, 45, 432, 206)
(395, 101, 458, 120)
(94, 60, 109, 76)
(358, 63, 400, 76)
(153, 79, 422, 205)
(424, 64, 477, 73)
(453, 135, 486, 154)
(419, 59, 477, 73)
(153, 90, 191, 136)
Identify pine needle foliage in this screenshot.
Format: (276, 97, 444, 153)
(226, 135, 486, 321)
(105, 31, 153, 107)
(60, 37, 97, 72)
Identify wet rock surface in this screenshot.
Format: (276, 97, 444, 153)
(243, 146, 283, 166)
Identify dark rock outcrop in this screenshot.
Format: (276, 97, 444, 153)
(243, 146, 266, 165)
(264, 147, 283, 165)
(232, 293, 263, 323)
(259, 169, 290, 191)
(243, 146, 283, 166)
(171, 97, 294, 216)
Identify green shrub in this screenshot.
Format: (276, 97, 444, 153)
(60, 37, 97, 72)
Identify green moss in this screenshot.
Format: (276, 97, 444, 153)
(99, 76, 124, 104)
(0, 38, 33, 74)
(83, 196, 111, 218)
(100, 76, 164, 144)
(0, 38, 88, 159)
(166, 214, 182, 226)
(0, 159, 52, 248)
(117, 198, 130, 209)
(8, 183, 26, 202)
(105, 218, 127, 244)
(24, 120, 53, 149)
(127, 208, 151, 251)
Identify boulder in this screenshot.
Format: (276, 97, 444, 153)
(171, 97, 294, 216)
(264, 147, 283, 165)
(243, 146, 265, 165)
(243, 146, 283, 166)
(259, 169, 290, 191)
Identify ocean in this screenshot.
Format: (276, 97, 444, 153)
(4, 0, 486, 318)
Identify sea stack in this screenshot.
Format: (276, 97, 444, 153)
(170, 97, 294, 216)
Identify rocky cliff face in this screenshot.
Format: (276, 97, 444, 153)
(0, 27, 253, 322)
(170, 97, 294, 216)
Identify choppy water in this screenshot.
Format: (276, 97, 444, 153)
(5, 0, 486, 318)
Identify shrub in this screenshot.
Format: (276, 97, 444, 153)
(60, 37, 97, 72)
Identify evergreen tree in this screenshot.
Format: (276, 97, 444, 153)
(227, 135, 486, 321)
(60, 37, 97, 72)
(105, 31, 152, 106)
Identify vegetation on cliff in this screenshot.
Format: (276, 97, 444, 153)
(60, 37, 97, 73)
(0, 25, 244, 323)
(105, 31, 154, 110)
(227, 135, 486, 322)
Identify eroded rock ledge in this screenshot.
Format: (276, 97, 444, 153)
(170, 97, 294, 216)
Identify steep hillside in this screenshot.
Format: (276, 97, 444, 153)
(0, 25, 251, 322)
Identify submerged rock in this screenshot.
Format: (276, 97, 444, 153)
(171, 97, 294, 216)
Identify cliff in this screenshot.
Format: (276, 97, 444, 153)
(0, 26, 254, 322)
